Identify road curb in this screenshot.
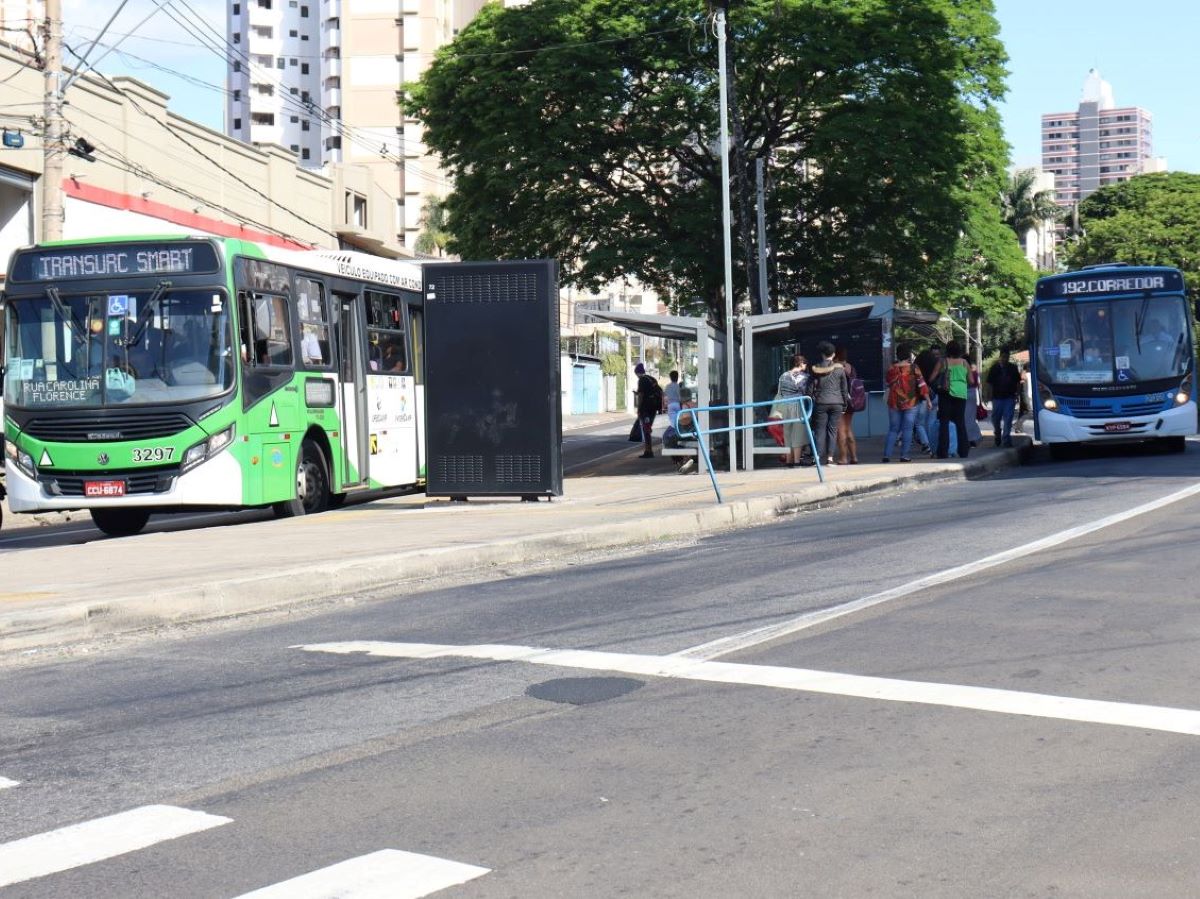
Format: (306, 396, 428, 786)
(0, 448, 1021, 656)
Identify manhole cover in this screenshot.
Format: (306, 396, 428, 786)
(526, 676, 644, 706)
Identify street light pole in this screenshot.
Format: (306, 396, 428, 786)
(715, 3, 738, 472)
(41, 0, 64, 242)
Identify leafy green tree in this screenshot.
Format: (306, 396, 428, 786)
(406, 0, 1011, 322)
(1002, 167, 1061, 238)
(1066, 173, 1200, 296)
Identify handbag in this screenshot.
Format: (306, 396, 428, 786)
(975, 403, 989, 421)
(628, 418, 644, 442)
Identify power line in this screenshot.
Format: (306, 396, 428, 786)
(82, 63, 337, 241)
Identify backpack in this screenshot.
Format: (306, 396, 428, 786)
(639, 375, 663, 412)
(848, 376, 867, 412)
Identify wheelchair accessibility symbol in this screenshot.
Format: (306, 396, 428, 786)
(1117, 369, 1131, 383)
(107, 295, 129, 316)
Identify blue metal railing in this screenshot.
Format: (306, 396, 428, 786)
(674, 396, 823, 503)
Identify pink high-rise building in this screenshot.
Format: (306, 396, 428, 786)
(1041, 69, 1164, 211)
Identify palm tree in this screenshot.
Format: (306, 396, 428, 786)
(414, 198, 451, 257)
(1002, 168, 1062, 237)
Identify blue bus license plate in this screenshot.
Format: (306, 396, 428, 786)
(1103, 421, 1132, 433)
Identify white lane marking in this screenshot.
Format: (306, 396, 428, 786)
(0, 804, 232, 888)
(298, 641, 1200, 738)
(233, 849, 490, 899)
(678, 478, 1200, 660)
(0, 777, 19, 790)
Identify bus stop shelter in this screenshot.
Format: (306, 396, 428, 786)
(739, 296, 896, 469)
(587, 310, 729, 457)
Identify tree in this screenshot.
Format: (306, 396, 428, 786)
(406, 0, 1011, 323)
(1002, 167, 1061, 238)
(413, 198, 451, 257)
(1065, 173, 1200, 296)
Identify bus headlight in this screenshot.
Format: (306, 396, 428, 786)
(4, 438, 35, 478)
(1175, 385, 1191, 405)
(1037, 383, 1058, 411)
(181, 424, 236, 473)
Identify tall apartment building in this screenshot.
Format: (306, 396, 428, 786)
(1041, 69, 1165, 210)
(228, 0, 529, 255)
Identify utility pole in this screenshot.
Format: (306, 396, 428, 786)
(755, 158, 769, 314)
(715, 2, 738, 472)
(41, 0, 65, 242)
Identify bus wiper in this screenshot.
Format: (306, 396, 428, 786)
(117, 280, 172, 348)
(1133, 293, 1151, 353)
(1067, 295, 1084, 347)
(45, 286, 88, 347)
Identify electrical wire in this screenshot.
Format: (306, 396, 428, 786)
(83, 63, 338, 241)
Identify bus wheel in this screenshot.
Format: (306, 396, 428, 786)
(274, 440, 330, 518)
(90, 508, 151, 537)
(1163, 436, 1187, 453)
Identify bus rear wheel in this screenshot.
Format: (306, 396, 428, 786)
(90, 508, 151, 537)
(274, 439, 331, 518)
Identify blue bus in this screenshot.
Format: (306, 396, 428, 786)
(1028, 264, 1196, 457)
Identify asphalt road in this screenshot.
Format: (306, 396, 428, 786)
(0, 421, 630, 552)
(1, 441, 1199, 897)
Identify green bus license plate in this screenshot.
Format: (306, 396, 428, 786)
(1103, 421, 1132, 433)
(84, 480, 126, 497)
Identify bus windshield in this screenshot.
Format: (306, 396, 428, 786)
(1036, 295, 1190, 386)
(3, 288, 235, 408)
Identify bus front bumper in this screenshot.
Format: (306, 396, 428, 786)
(1038, 402, 1196, 443)
(4, 451, 244, 513)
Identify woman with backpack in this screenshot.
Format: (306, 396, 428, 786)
(808, 341, 851, 467)
(883, 343, 931, 462)
(834, 346, 863, 464)
(927, 340, 971, 459)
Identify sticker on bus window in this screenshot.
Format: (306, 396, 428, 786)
(1059, 342, 1073, 359)
(1115, 356, 1130, 371)
(107, 295, 130, 316)
(108, 318, 122, 336)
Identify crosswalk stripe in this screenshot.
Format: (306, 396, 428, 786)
(298, 640, 1200, 738)
(0, 804, 232, 889)
(232, 849, 491, 898)
(0, 777, 18, 790)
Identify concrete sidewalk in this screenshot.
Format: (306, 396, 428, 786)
(0, 436, 1026, 656)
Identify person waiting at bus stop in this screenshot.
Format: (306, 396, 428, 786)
(986, 349, 1021, 447)
(808, 341, 850, 466)
(882, 343, 930, 463)
(927, 340, 970, 459)
(633, 362, 661, 459)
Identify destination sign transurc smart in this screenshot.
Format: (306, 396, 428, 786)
(9, 241, 220, 283)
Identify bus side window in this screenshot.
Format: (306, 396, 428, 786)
(248, 294, 293, 368)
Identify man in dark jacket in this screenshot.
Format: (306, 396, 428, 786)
(808, 341, 851, 466)
(986, 348, 1021, 447)
(633, 362, 662, 458)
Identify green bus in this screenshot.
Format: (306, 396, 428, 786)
(3, 235, 428, 535)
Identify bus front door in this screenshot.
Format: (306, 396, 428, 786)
(336, 293, 369, 487)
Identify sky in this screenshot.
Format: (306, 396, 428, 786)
(63, 0, 1199, 174)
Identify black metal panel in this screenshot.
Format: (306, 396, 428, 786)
(423, 260, 562, 497)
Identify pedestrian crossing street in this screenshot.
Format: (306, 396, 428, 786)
(0, 790, 490, 897)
